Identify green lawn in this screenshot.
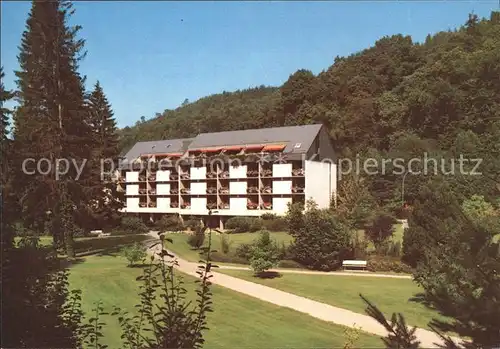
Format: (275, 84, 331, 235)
(218, 269, 447, 331)
(68, 255, 381, 348)
(165, 231, 293, 262)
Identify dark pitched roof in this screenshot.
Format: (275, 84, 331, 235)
(188, 124, 323, 154)
(122, 138, 194, 162)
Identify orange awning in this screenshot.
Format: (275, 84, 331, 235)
(201, 148, 221, 153)
(262, 144, 286, 152)
(223, 145, 243, 151)
(245, 145, 264, 151)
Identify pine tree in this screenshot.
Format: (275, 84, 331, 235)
(1, 67, 14, 231)
(13, 0, 92, 257)
(84, 81, 123, 229)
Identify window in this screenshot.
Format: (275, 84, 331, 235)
(294, 143, 302, 148)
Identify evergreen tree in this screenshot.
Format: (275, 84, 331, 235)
(84, 81, 123, 229)
(13, 0, 92, 257)
(1, 67, 14, 233)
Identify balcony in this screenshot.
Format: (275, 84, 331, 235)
(218, 202, 229, 209)
(139, 188, 147, 195)
(170, 201, 179, 208)
(180, 173, 190, 180)
(148, 202, 157, 208)
(219, 171, 229, 179)
(291, 185, 304, 193)
(180, 188, 190, 194)
(169, 173, 179, 180)
(260, 169, 272, 177)
(206, 202, 217, 210)
(139, 202, 147, 208)
(261, 202, 273, 210)
(247, 186, 259, 194)
(260, 186, 272, 194)
(148, 174, 156, 181)
(148, 189, 156, 195)
(170, 188, 179, 194)
(292, 168, 305, 177)
(206, 187, 217, 194)
(246, 169, 259, 177)
(219, 187, 229, 194)
(206, 171, 217, 179)
(138, 175, 146, 182)
(181, 203, 191, 209)
(247, 200, 259, 210)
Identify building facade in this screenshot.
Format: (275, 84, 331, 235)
(118, 124, 337, 228)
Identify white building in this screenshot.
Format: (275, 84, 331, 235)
(118, 124, 337, 228)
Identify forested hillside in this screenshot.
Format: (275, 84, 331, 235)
(119, 12, 500, 210)
(120, 12, 500, 153)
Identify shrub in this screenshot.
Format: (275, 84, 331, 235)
(261, 213, 278, 220)
(219, 234, 232, 254)
(235, 243, 253, 261)
(184, 218, 202, 231)
(121, 242, 148, 267)
(277, 259, 303, 269)
(462, 194, 495, 220)
(187, 226, 205, 249)
(367, 256, 412, 274)
(250, 230, 280, 275)
(262, 216, 288, 232)
(289, 202, 351, 271)
(156, 215, 184, 232)
(363, 212, 396, 252)
(225, 217, 251, 233)
(350, 234, 368, 260)
(225, 217, 262, 233)
(120, 216, 149, 234)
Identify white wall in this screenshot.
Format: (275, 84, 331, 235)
(273, 197, 292, 214)
(330, 163, 337, 207)
(126, 197, 139, 210)
(192, 198, 207, 211)
(126, 171, 139, 182)
(304, 160, 332, 209)
(229, 181, 247, 195)
(157, 197, 171, 210)
(273, 163, 292, 177)
(273, 180, 292, 194)
(126, 184, 139, 195)
(229, 164, 247, 178)
(191, 182, 207, 195)
(157, 184, 170, 195)
(156, 170, 170, 181)
(191, 166, 206, 180)
(230, 197, 247, 211)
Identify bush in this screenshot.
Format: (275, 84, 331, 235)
(219, 234, 232, 254)
(261, 213, 278, 220)
(367, 256, 412, 274)
(277, 259, 303, 269)
(120, 216, 149, 234)
(121, 242, 148, 267)
(187, 227, 205, 249)
(288, 201, 351, 271)
(225, 217, 262, 233)
(184, 218, 202, 231)
(155, 215, 184, 232)
(350, 234, 368, 260)
(250, 230, 280, 275)
(363, 212, 396, 252)
(235, 243, 253, 261)
(262, 216, 288, 232)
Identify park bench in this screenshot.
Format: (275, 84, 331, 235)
(90, 230, 103, 235)
(342, 260, 367, 271)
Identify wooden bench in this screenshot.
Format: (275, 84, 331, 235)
(342, 260, 367, 271)
(90, 230, 103, 235)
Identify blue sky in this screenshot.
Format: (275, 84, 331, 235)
(1, 1, 498, 128)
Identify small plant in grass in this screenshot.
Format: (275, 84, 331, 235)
(342, 324, 361, 349)
(121, 242, 147, 267)
(187, 225, 206, 249)
(219, 234, 232, 254)
(250, 230, 280, 276)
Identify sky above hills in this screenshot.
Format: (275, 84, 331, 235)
(1, 1, 498, 128)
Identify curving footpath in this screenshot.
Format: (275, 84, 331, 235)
(146, 232, 461, 348)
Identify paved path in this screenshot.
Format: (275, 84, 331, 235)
(146, 233, 460, 348)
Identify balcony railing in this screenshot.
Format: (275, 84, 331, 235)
(148, 189, 156, 195)
(291, 186, 304, 193)
(169, 173, 179, 180)
(206, 172, 217, 179)
(260, 169, 272, 177)
(139, 202, 147, 208)
(219, 187, 229, 194)
(292, 168, 305, 176)
(246, 170, 259, 177)
(139, 188, 147, 194)
(148, 202, 157, 208)
(148, 175, 156, 181)
(170, 202, 179, 208)
(260, 186, 272, 194)
(261, 202, 273, 210)
(206, 187, 217, 194)
(170, 188, 179, 194)
(247, 201, 259, 210)
(207, 202, 217, 209)
(218, 202, 229, 209)
(247, 186, 259, 194)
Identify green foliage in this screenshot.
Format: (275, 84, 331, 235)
(342, 325, 362, 349)
(74, 235, 150, 255)
(277, 259, 304, 269)
(364, 212, 396, 252)
(367, 256, 412, 274)
(155, 215, 184, 232)
(262, 216, 288, 232)
(121, 242, 148, 267)
(119, 216, 149, 234)
(405, 179, 500, 347)
(112, 237, 214, 349)
(187, 227, 206, 249)
(250, 230, 281, 275)
(219, 234, 232, 254)
(461, 194, 496, 220)
(225, 217, 262, 233)
(286, 202, 305, 237)
(360, 295, 421, 349)
(235, 242, 253, 261)
(288, 202, 351, 271)
(184, 218, 202, 231)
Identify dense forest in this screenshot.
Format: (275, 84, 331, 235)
(119, 11, 500, 211)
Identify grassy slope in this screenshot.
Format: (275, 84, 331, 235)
(165, 231, 293, 262)
(218, 269, 448, 331)
(68, 255, 381, 348)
